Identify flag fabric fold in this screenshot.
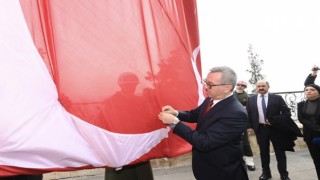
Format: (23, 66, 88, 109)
(0, 0, 202, 176)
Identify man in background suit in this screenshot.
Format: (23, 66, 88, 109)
(247, 80, 294, 180)
(158, 66, 249, 180)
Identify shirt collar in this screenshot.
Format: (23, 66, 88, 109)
(259, 93, 269, 97)
(213, 93, 233, 105)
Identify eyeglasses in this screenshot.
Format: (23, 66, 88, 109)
(203, 79, 230, 89)
(237, 84, 246, 87)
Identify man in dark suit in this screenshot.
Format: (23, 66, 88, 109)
(158, 66, 249, 180)
(247, 80, 293, 180)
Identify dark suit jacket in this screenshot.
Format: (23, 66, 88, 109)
(298, 100, 320, 142)
(247, 93, 301, 151)
(174, 95, 249, 180)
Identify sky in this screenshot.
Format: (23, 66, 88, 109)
(197, 1, 320, 93)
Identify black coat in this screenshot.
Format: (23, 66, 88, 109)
(298, 99, 320, 142)
(300, 73, 320, 141)
(247, 93, 301, 151)
(304, 74, 317, 86)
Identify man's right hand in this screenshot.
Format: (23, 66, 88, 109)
(311, 65, 319, 76)
(247, 128, 254, 135)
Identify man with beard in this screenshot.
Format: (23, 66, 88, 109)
(247, 80, 296, 180)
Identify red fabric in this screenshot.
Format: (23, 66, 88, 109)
(9, 0, 202, 175)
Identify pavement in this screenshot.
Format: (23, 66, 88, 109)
(62, 149, 317, 180)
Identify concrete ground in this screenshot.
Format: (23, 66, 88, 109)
(61, 149, 317, 180)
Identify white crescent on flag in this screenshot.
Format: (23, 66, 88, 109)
(0, 0, 202, 176)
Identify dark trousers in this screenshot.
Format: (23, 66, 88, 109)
(256, 125, 288, 176)
(243, 130, 254, 157)
(0, 175, 42, 180)
(105, 161, 154, 180)
(306, 140, 320, 179)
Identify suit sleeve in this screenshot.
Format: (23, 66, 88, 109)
(177, 98, 208, 123)
(246, 97, 253, 129)
(269, 95, 291, 121)
(177, 106, 202, 123)
(174, 108, 248, 152)
(304, 74, 317, 86)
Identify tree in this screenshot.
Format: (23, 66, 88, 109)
(246, 44, 265, 93)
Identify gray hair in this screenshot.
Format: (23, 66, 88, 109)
(209, 66, 237, 90)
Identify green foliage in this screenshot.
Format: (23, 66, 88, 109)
(246, 44, 265, 93)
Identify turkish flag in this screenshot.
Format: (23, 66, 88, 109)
(0, 0, 203, 176)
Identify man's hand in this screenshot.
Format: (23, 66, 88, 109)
(158, 112, 176, 124)
(161, 105, 178, 116)
(266, 119, 272, 125)
(247, 128, 254, 135)
(311, 65, 319, 76)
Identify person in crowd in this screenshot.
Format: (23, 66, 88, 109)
(104, 72, 154, 180)
(105, 161, 154, 180)
(247, 80, 301, 180)
(298, 65, 320, 178)
(158, 66, 249, 180)
(234, 80, 256, 171)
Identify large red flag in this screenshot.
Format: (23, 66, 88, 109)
(0, 0, 203, 176)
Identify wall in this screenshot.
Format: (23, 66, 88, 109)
(43, 131, 307, 179)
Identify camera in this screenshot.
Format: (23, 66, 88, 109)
(312, 67, 320, 71)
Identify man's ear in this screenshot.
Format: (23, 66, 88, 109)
(225, 84, 233, 93)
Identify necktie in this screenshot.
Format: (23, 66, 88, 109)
(261, 94, 267, 120)
(203, 99, 213, 116)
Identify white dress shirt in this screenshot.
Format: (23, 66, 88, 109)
(257, 93, 268, 124)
